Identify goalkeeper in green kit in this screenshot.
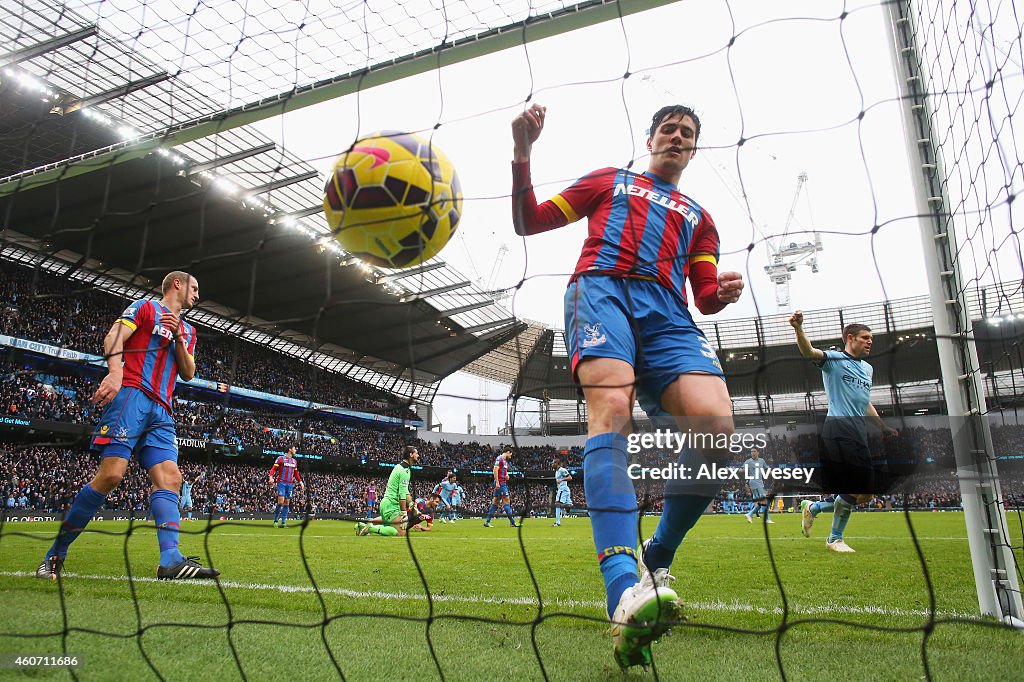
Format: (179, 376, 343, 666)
(356, 446, 425, 537)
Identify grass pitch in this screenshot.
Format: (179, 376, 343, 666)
(1, 511, 1022, 681)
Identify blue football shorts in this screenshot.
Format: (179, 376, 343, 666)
(276, 483, 295, 499)
(564, 274, 724, 416)
(91, 387, 178, 469)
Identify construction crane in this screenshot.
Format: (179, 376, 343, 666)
(476, 242, 510, 434)
(764, 172, 823, 311)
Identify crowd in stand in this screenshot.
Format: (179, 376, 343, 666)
(0, 446, 586, 517)
(4, 261, 1024, 520)
(1, 359, 580, 468)
(4, 442, 1022, 519)
(0, 263, 416, 421)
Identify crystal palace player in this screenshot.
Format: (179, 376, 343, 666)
(357, 495, 441, 535)
(364, 482, 378, 519)
(269, 445, 305, 528)
(483, 449, 518, 527)
(37, 272, 219, 581)
(512, 104, 744, 668)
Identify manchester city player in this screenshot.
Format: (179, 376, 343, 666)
(512, 103, 744, 669)
(433, 472, 457, 523)
(790, 310, 897, 553)
(179, 470, 205, 520)
(37, 272, 219, 581)
(552, 458, 573, 527)
(451, 482, 465, 521)
(743, 447, 773, 524)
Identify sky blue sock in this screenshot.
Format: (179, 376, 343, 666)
(584, 432, 639, 618)
(555, 505, 562, 524)
(151, 489, 185, 567)
(811, 499, 835, 515)
(485, 504, 497, 522)
(829, 497, 854, 541)
(48, 483, 106, 559)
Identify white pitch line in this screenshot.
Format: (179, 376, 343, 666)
(0, 571, 978, 619)
(208, 532, 970, 542)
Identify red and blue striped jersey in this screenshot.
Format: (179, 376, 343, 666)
(493, 455, 509, 484)
(365, 484, 376, 501)
(513, 164, 719, 304)
(270, 455, 302, 484)
(415, 497, 433, 523)
(116, 299, 196, 413)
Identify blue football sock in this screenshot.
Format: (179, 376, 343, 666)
(761, 504, 769, 519)
(151, 489, 185, 567)
(644, 449, 723, 572)
(485, 504, 497, 522)
(48, 483, 106, 559)
(811, 499, 835, 516)
(554, 505, 562, 524)
(829, 497, 854, 541)
(281, 505, 290, 525)
(584, 432, 640, 618)
(643, 493, 716, 571)
(503, 504, 515, 525)
(605, 554, 639, 619)
(273, 505, 281, 522)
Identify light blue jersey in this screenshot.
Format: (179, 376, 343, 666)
(818, 349, 873, 418)
(451, 486, 463, 505)
(555, 467, 571, 493)
(438, 479, 456, 502)
(180, 480, 192, 498)
(743, 457, 768, 483)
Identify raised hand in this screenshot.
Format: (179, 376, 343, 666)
(512, 103, 547, 161)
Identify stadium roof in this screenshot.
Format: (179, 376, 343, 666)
(0, 0, 531, 396)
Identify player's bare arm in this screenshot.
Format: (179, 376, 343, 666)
(789, 310, 825, 362)
(867, 403, 898, 435)
(91, 320, 133, 408)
